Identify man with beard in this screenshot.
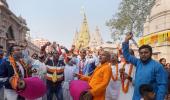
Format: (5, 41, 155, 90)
(122, 33, 168, 100)
(0, 45, 27, 100)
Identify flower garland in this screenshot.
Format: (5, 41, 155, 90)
(111, 64, 118, 81)
(9, 56, 19, 90)
(120, 62, 133, 93)
(9, 56, 18, 75)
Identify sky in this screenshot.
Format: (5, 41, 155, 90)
(7, 0, 121, 48)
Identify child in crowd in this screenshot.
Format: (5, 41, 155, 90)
(139, 84, 155, 100)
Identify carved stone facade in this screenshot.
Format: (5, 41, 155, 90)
(0, 0, 29, 49)
(0, 0, 40, 55)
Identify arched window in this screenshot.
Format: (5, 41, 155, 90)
(6, 26, 15, 40)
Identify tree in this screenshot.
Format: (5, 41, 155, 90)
(107, 0, 155, 42)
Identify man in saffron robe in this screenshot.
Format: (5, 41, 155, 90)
(122, 33, 168, 100)
(77, 50, 112, 100)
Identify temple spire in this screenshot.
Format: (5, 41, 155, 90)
(75, 12, 90, 49)
(95, 26, 103, 45)
(83, 13, 87, 23)
(89, 26, 103, 48)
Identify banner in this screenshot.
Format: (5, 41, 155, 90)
(164, 32, 168, 41)
(145, 36, 151, 44)
(168, 32, 170, 41)
(158, 33, 164, 43)
(139, 39, 144, 46)
(151, 34, 158, 44)
(139, 31, 170, 45)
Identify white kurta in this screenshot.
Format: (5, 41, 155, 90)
(105, 65, 121, 100)
(31, 59, 47, 100)
(118, 63, 135, 100)
(4, 89, 17, 100)
(106, 63, 135, 100)
(31, 59, 47, 79)
(62, 64, 77, 100)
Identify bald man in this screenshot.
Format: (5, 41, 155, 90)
(78, 51, 112, 100)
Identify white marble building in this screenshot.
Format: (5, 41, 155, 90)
(143, 0, 170, 61)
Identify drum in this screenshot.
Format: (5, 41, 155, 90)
(17, 77, 47, 99)
(69, 80, 91, 100)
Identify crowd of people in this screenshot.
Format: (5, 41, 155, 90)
(0, 33, 169, 100)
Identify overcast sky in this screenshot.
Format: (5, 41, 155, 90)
(7, 0, 121, 48)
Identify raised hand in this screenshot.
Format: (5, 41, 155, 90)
(125, 32, 133, 42)
(82, 91, 93, 100)
(73, 73, 81, 77)
(46, 42, 51, 46)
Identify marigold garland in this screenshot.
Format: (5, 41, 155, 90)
(9, 56, 19, 90)
(111, 64, 118, 81)
(120, 62, 133, 93)
(9, 56, 18, 74)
